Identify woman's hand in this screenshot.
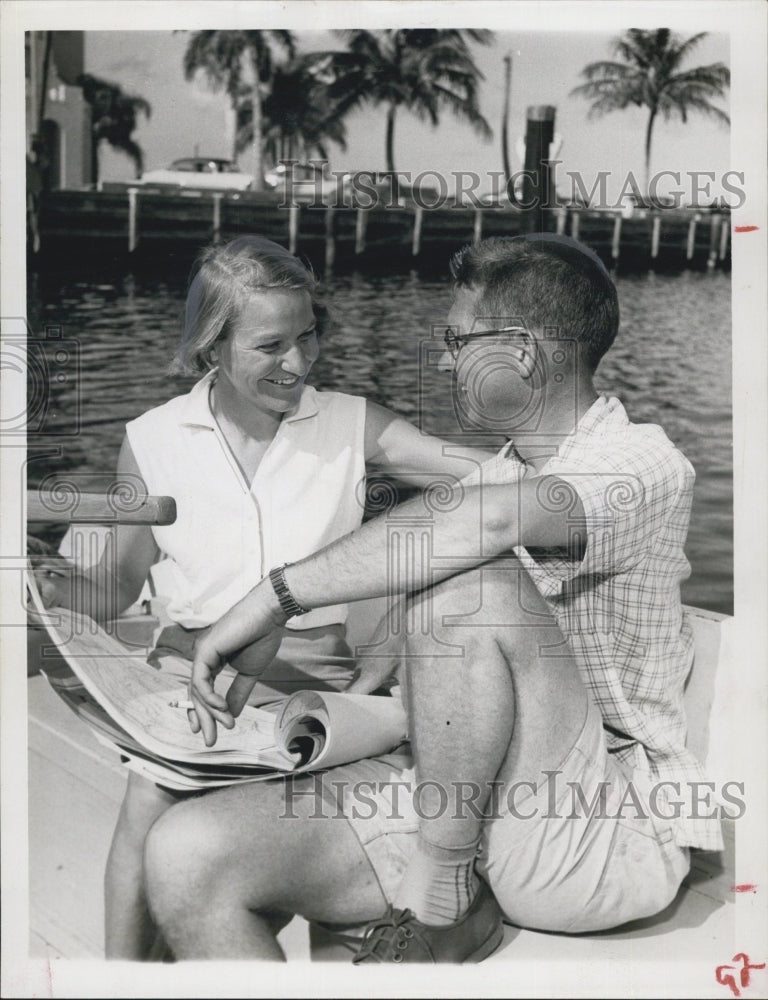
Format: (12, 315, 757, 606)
(344, 604, 404, 694)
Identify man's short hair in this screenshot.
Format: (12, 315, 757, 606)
(449, 235, 620, 372)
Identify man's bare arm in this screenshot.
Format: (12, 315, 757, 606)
(189, 476, 585, 743)
(284, 477, 583, 609)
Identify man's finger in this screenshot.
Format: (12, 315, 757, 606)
(187, 707, 201, 734)
(190, 690, 222, 747)
(226, 672, 259, 718)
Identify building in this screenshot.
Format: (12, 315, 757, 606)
(26, 31, 92, 190)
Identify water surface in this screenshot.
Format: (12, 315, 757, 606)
(26, 266, 732, 614)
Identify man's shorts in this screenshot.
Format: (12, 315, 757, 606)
(313, 697, 691, 934)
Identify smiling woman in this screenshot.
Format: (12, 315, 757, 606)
(30, 233, 495, 961)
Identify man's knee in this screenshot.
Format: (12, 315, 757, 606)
(404, 559, 561, 665)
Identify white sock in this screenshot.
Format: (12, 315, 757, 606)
(393, 834, 481, 926)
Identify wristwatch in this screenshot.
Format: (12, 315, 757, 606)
(268, 564, 309, 618)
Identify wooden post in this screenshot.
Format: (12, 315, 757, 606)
(412, 205, 424, 256)
(651, 215, 661, 259)
(570, 210, 580, 242)
(324, 206, 336, 271)
(127, 187, 138, 252)
(521, 105, 556, 233)
(686, 217, 697, 260)
(354, 207, 367, 255)
(473, 209, 483, 245)
(719, 218, 729, 260)
(556, 207, 567, 235)
(707, 214, 721, 269)
(212, 193, 222, 244)
(611, 214, 622, 262)
(288, 203, 300, 255)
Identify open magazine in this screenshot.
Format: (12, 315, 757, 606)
(28, 579, 408, 792)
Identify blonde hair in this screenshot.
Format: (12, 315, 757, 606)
(169, 236, 328, 376)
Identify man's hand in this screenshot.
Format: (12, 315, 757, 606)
(188, 580, 287, 746)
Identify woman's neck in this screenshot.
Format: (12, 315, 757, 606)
(209, 376, 282, 443)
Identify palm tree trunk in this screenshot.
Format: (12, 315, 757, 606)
(251, 87, 264, 192)
(385, 104, 396, 174)
(502, 53, 512, 179)
(644, 107, 657, 198)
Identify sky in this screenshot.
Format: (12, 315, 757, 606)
(88, 27, 732, 205)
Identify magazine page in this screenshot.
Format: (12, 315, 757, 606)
(276, 690, 408, 771)
(29, 588, 295, 769)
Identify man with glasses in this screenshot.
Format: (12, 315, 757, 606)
(145, 234, 722, 962)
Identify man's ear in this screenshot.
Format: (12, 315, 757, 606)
(516, 331, 538, 379)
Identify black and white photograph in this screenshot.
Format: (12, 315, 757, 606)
(1, 1, 766, 997)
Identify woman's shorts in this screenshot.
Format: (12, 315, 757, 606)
(147, 621, 358, 703)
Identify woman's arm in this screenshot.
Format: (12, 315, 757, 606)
(364, 400, 496, 486)
(32, 436, 160, 621)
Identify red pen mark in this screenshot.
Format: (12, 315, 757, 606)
(734, 225, 758, 233)
(715, 954, 766, 997)
(731, 883, 758, 893)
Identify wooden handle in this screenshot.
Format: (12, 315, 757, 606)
(27, 490, 177, 526)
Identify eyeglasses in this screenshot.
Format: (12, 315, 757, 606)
(443, 325, 528, 361)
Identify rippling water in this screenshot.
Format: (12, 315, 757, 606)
(26, 266, 733, 614)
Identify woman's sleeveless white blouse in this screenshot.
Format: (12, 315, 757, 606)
(125, 371, 367, 630)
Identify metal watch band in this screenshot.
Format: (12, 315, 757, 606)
(268, 564, 309, 618)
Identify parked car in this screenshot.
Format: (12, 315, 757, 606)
(265, 162, 351, 204)
(139, 158, 254, 191)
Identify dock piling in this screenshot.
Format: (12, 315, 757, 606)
(570, 210, 580, 242)
(212, 193, 222, 244)
(707, 215, 721, 269)
(651, 215, 661, 259)
(686, 217, 697, 261)
(718, 220, 729, 260)
(288, 203, 300, 255)
(127, 187, 138, 253)
(412, 206, 424, 256)
(611, 214, 622, 262)
(556, 207, 567, 235)
(354, 207, 367, 255)
(473, 209, 483, 246)
(324, 207, 336, 271)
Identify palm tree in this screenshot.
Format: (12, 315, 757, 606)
(313, 29, 493, 177)
(76, 73, 151, 183)
(182, 30, 295, 190)
(571, 29, 730, 194)
(248, 57, 348, 167)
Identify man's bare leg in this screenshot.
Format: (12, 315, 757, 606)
(392, 558, 588, 925)
(144, 772, 388, 959)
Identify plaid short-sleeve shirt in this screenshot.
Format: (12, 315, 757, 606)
(472, 395, 723, 851)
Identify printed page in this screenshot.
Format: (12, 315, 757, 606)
(276, 690, 408, 770)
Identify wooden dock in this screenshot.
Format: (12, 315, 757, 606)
(34, 186, 731, 273)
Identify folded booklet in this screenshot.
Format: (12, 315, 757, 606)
(28, 579, 408, 791)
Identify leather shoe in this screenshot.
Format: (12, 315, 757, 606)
(352, 881, 504, 964)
